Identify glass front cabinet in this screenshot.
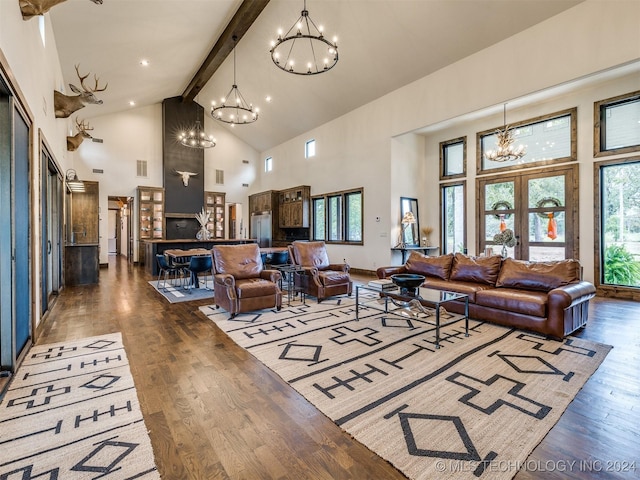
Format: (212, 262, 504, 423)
(205, 191, 225, 239)
(138, 187, 165, 240)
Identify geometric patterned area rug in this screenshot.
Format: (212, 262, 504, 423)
(199, 294, 612, 480)
(0, 333, 160, 479)
(148, 277, 214, 303)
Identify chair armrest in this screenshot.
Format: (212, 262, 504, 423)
(328, 263, 350, 273)
(260, 269, 282, 283)
(376, 266, 407, 279)
(548, 281, 596, 310)
(213, 273, 235, 288)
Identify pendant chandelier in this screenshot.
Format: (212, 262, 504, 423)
(178, 119, 216, 149)
(270, 0, 338, 76)
(211, 37, 258, 126)
(484, 104, 526, 163)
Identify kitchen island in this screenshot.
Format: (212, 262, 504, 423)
(142, 238, 257, 276)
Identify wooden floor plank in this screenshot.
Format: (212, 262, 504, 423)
(33, 256, 639, 480)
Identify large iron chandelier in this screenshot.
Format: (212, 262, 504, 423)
(211, 37, 258, 126)
(484, 104, 526, 163)
(270, 0, 338, 75)
(178, 119, 216, 149)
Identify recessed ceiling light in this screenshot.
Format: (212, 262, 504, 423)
(265, 95, 272, 103)
(140, 59, 149, 67)
(129, 101, 136, 107)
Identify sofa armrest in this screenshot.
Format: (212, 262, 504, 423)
(548, 281, 596, 309)
(376, 265, 407, 279)
(547, 281, 596, 338)
(327, 263, 350, 273)
(213, 273, 235, 288)
(260, 269, 282, 283)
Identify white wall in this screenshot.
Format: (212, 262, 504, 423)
(258, 0, 640, 277)
(0, 1, 76, 326)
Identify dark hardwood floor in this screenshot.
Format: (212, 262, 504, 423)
(36, 256, 639, 479)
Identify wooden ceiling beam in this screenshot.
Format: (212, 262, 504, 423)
(181, 0, 270, 103)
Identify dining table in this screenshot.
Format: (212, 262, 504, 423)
(164, 248, 212, 288)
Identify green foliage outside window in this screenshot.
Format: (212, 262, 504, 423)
(604, 244, 640, 285)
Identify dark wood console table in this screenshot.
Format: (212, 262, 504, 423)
(391, 245, 440, 263)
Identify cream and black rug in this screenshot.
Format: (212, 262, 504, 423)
(199, 293, 611, 480)
(0, 333, 160, 479)
(148, 276, 214, 303)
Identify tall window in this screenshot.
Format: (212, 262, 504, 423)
(440, 182, 466, 254)
(305, 139, 316, 158)
(265, 156, 273, 172)
(595, 157, 640, 292)
(594, 91, 640, 157)
(312, 188, 363, 244)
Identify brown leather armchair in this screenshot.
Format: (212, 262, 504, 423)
(289, 241, 352, 303)
(211, 244, 282, 318)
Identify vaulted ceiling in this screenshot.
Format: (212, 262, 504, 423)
(50, 0, 583, 152)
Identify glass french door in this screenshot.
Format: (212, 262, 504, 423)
(41, 149, 63, 315)
(478, 165, 577, 260)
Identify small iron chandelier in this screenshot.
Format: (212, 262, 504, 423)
(270, 0, 338, 76)
(211, 37, 258, 126)
(178, 120, 216, 149)
(484, 104, 527, 163)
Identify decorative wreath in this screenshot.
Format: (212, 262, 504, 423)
(536, 197, 561, 219)
(492, 201, 512, 219)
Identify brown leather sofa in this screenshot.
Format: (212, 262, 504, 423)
(376, 252, 596, 339)
(289, 241, 353, 302)
(211, 244, 282, 318)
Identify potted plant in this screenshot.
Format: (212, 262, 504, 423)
(493, 228, 517, 257)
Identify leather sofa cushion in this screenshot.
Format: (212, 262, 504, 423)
(424, 277, 494, 303)
(450, 253, 502, 286)
(496, 258, 581, 292)
(292, 241, 330, 270)
(405, 252, 453, 280)
(318, 270, 350, 286)
(235, 278, 279, 298)
(476, 288, 547, 318)
(212, 244, 263, 279)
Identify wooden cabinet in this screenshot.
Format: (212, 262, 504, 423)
(205, 191, 225, 239)
(138, 187, 165, 240)
(278, 186, 310, 228)
(249, 190, 276, 214)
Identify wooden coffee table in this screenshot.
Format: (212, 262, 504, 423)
(355, 284, 469, 349)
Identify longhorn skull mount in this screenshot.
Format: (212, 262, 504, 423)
(175, 170, 198, 187)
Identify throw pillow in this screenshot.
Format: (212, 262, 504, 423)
(405, 252, 453, 280)
(496, 258, 581, 292)
(449, 253, 502, 285)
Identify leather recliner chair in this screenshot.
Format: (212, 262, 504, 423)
(289, 241, 352, 303)
(211, 244, 282, 318)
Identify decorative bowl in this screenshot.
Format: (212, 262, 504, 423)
(390, 273, 426, 295)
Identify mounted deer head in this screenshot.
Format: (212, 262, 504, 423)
(175, 170, 198, 187)
(66, 118, 93, 151)
(54, 64, 107, 118)
(19, 0, 103, 20)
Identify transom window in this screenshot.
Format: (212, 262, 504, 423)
(265, 156, 273, 172)
(312, 188, 363, 244)
(594, 90, 640, 157)
(440, 137, 466, 180)
(477, 107, 577, 174)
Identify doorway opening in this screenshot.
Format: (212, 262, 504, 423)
(108, 196, 133, 259)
